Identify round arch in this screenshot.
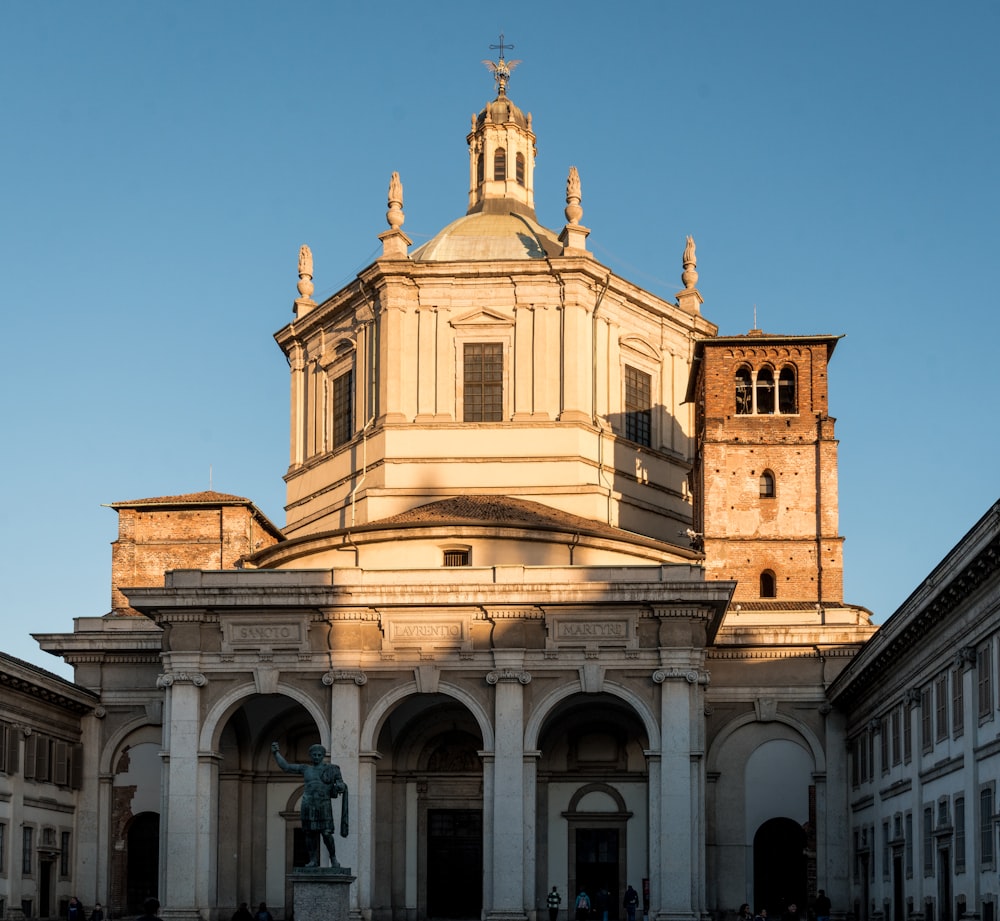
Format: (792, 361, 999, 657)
(99, 718, 164, 775)
(360, 679, 494, 752)
(199, 681, 329, 752)
(706, 709, 826, 776)
(524, 679, 661, 751)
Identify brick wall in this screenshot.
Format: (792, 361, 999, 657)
(110, 497, 281, 614)
(693, 336, 843, 604)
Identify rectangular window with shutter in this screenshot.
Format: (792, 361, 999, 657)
(463, 343, 503, 422)
(624, 365, 652, 447)
(331, 369, 354, 447)
(54, 741, 69, 787)
(22, 826, 33, 875)
(980, 645, 994, 718)
(60, 831, 70, 877)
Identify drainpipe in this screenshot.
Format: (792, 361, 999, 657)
(591, 275, 612, 524)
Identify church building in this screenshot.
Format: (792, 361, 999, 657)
(20, 51, 891, 921)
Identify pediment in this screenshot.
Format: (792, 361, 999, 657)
(450, 307, 515, 329)
(619, 335, 661, 361)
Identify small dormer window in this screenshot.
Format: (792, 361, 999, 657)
(443, 549, 470, 567)
(494, 148, 506, 181)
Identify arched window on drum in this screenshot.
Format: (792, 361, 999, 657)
(494, 147, 506, 181)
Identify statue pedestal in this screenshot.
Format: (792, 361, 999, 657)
(290, 867, 355, 921)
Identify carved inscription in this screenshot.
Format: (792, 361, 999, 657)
(222, 618, 307, 654)
(558, 621, 626, 638)
(383, 615, 471, 654)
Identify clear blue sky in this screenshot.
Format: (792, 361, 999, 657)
(2, 1, 997, 679)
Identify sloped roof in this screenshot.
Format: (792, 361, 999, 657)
(110, 490, 252, 507)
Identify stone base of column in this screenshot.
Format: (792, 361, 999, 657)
(652, 912, 700, 921)
(290, 867, 356, 921)
(485, 911, 528, 921)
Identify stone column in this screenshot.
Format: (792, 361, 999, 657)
(486, 657, 530, 921)
(157, 670, 208, 921)
(652, 666, 699, 921)
(324, 669, 366, 916)
(523, 750, 541, 917)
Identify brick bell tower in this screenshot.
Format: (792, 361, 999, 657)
(687, 330, 845, 608)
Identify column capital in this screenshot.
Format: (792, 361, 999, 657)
(652, 668, 708, 685)
(156, 672, 207, 688)
(486, 669, 532, 685)
(322, 669, 368, 686)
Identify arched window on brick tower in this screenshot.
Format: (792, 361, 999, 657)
(515, 152, 525, 186)
(759, 470, 775, 498)
(778, 366, 797, 414)
(756, 367, 775, 414)
(760, 570, 777, 598)
(494, 147, 506, 181)
(735, 367, 753, 414)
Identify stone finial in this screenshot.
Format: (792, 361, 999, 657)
(297, 244, 315, 299)
(565, 166, 583, 225)
(386, 171, 404, 229)
(681, 235, 698, 289)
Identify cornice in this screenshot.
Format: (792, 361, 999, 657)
(830, 533, 1000, 708)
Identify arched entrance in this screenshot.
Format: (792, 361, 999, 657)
(125, 812, 160, 913)
(373, 693, 485, 920)
(215, 693, 328, 916)
(753, 818, 806, 917)
(535, 694, 649, 921)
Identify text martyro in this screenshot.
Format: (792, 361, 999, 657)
(557, 621, 626, 638)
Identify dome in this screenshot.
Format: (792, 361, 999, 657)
(410, 210, 562, 262)
(476, 95, 529, 131)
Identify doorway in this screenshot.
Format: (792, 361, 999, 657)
(753, 818, 806, 917)
(427, 809, 482, 918)
(39, 860, 53, 918)
(575, 829, 620, 921)
(125, 812, 159, 914)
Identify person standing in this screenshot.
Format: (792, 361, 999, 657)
(575, 891, 591, 921)
(597, 888, 610, 921)
(136, 898, 160, 921)
(68, 898, 85, 921)
(623, 885, 640, 921)
(90, 904, 105, 921)
(547, 887, 562, 921)
(255, 904, 274, 921)
(814, 891, 831, 921)
(232, 903, 254, 921)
